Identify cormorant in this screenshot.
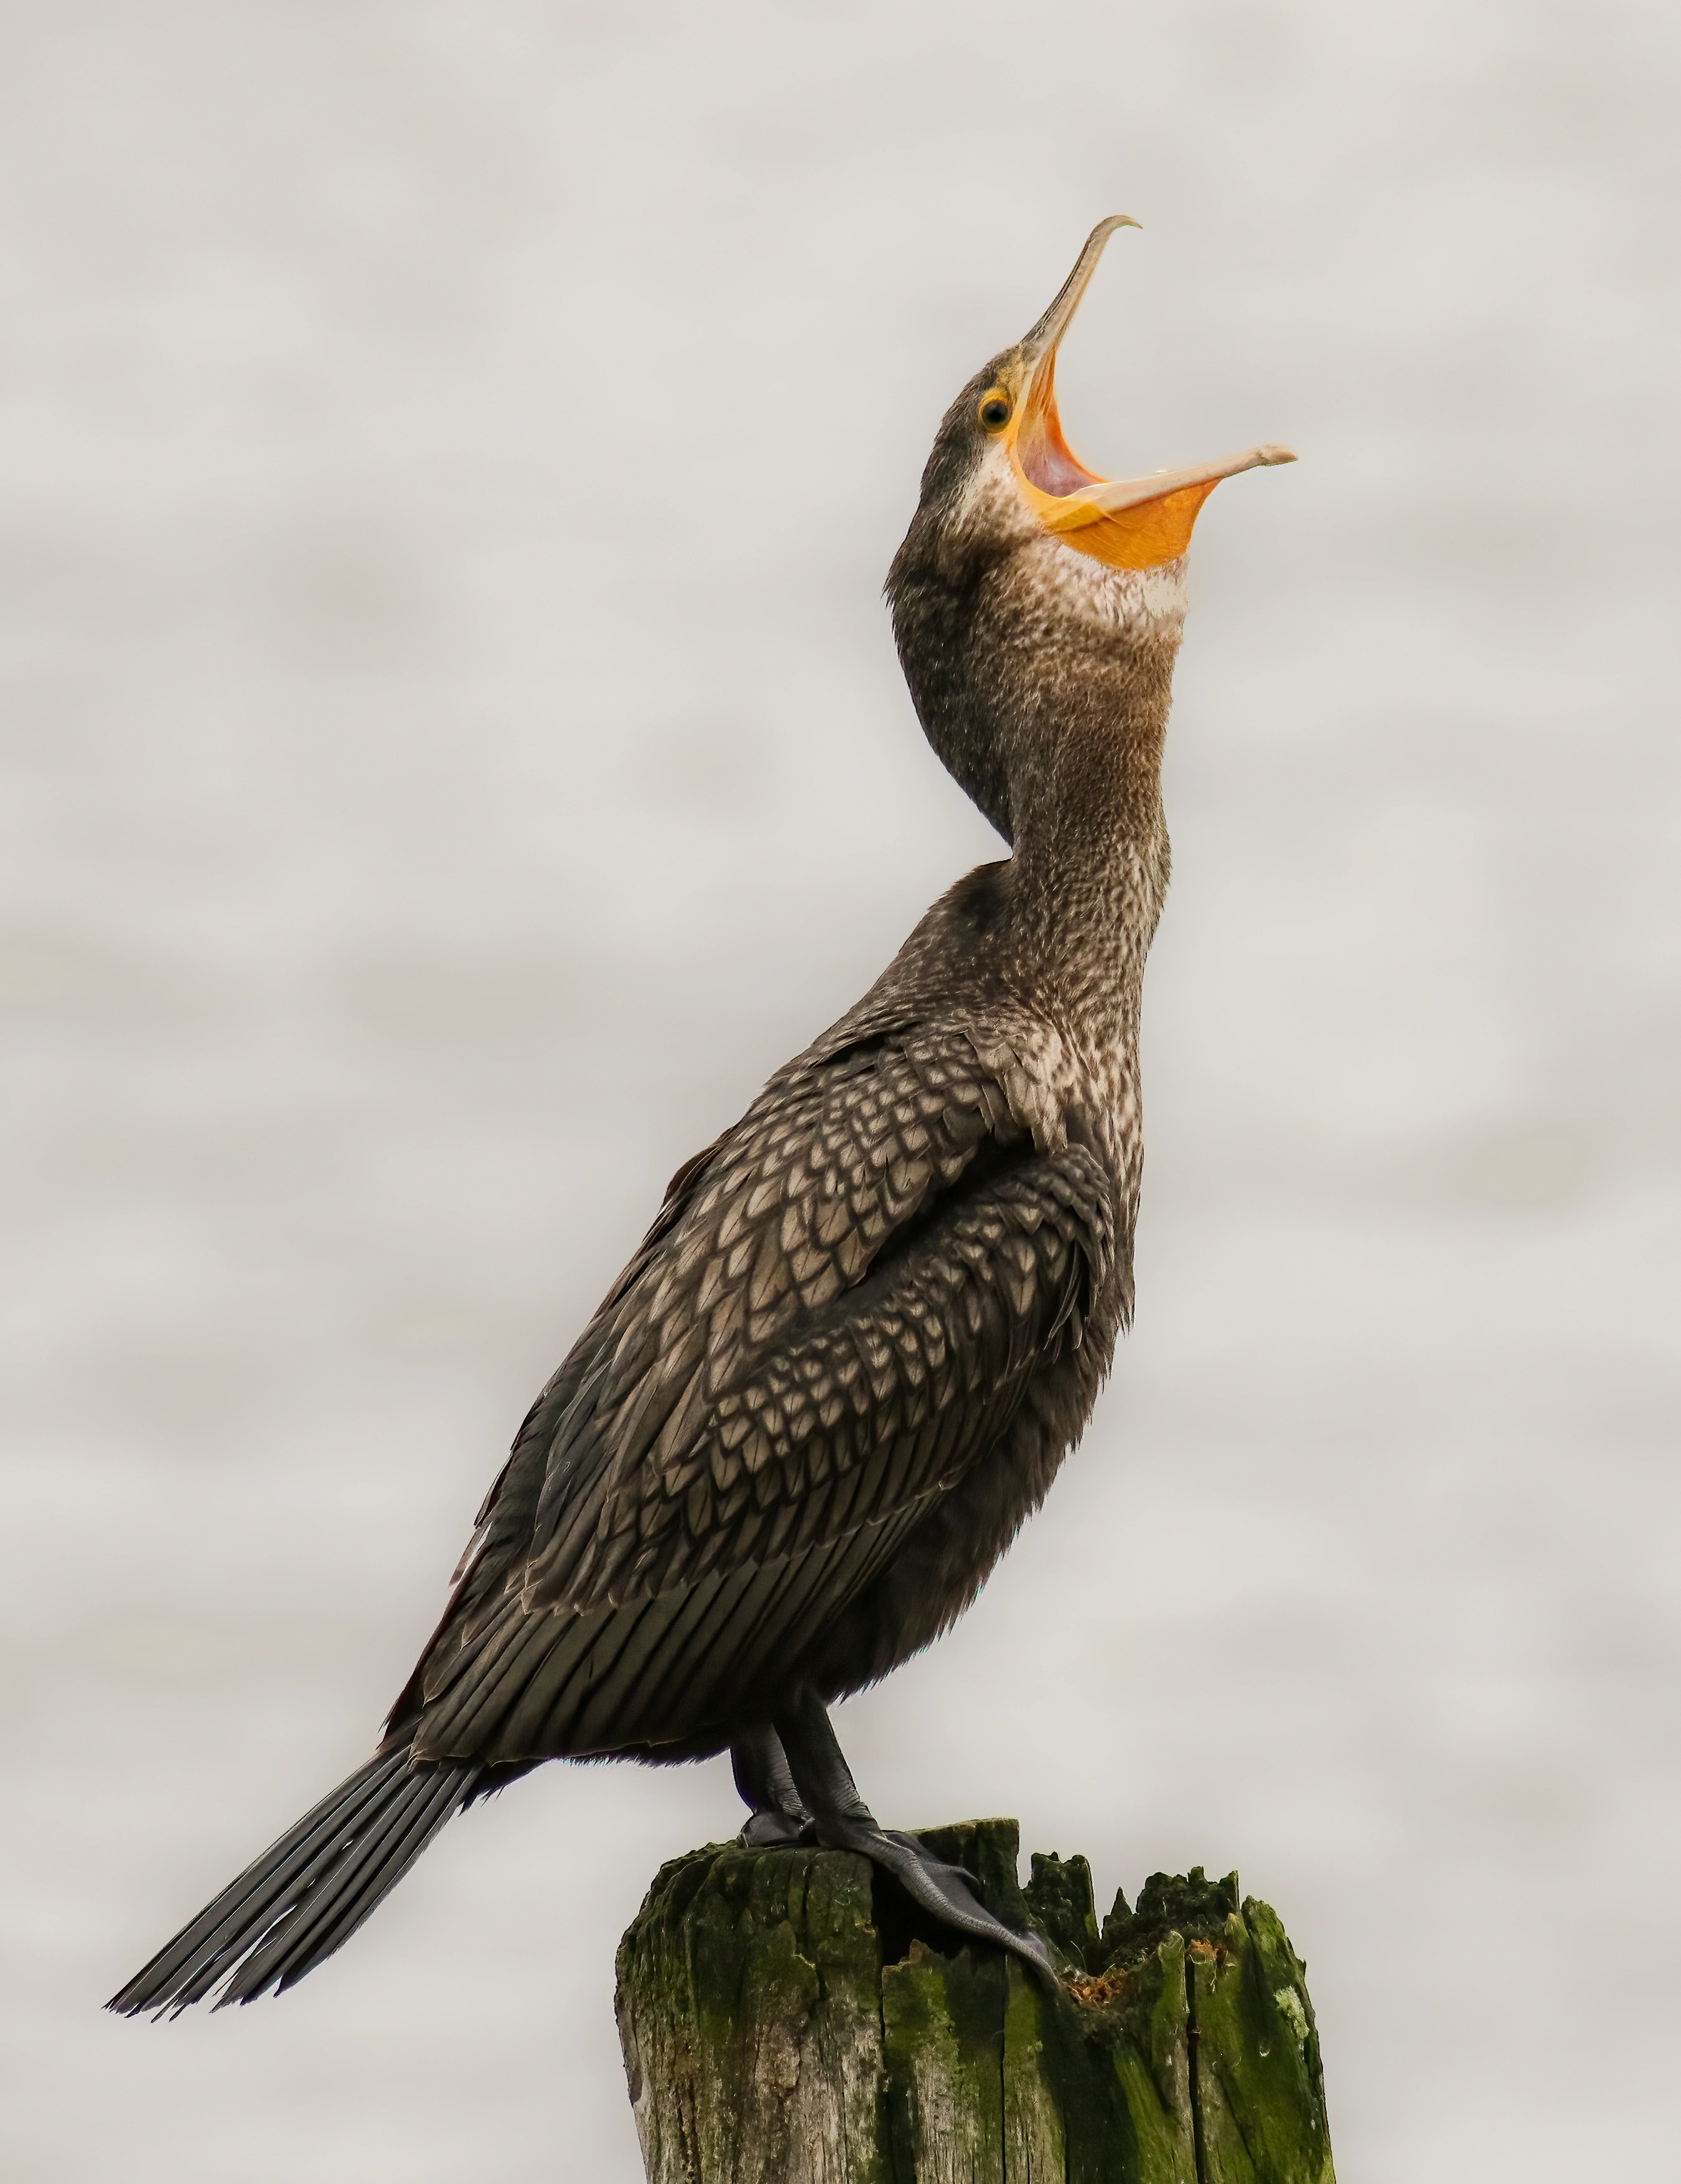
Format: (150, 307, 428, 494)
(110, 218, 1293, 2013)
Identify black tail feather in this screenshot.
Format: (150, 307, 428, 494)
(107, 1748, 480, 2017)
(131, 1754, 410, 2013)
(218, 1760, 471, 2005)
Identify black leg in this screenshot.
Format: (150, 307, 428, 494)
(772, 1685, 1056, 1985)
(730, 1720, 813, 1847)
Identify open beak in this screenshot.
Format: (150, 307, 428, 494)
(1008, 218, 1295, 571)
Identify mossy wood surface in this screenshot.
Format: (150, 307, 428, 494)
(616, 1820, 1334, 2184)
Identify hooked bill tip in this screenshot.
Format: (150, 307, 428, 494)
(1253, 445, 1298, 466)
(1024, 216, 1142, 357)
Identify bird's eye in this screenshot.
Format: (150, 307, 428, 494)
(977, 391, 1012, 432)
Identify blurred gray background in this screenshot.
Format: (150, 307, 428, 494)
(4, 1, 1678, 2177)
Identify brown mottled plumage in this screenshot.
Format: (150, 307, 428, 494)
(111, 220, 1291, 2014)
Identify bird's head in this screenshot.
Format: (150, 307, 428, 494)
(887, 218, 1293, 848)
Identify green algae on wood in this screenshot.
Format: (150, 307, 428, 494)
(616, 1824, 1334, 2184)
(616, 1841, 887, 2184)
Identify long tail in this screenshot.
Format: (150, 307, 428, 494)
(107, 1748, 480, 2017)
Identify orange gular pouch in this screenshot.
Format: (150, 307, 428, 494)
(1006, 350, 1290, 573)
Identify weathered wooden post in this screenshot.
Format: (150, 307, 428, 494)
(616, 1819, 1334, 2183)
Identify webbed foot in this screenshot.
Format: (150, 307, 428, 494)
(818, 1812, 1057, 1983)
(769, 1686, 1057, 1989)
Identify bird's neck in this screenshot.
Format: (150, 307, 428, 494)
(891, 531, 1183, 1057)
(999, 690, 1172, 1057)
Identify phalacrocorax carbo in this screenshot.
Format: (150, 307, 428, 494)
(111, 218, 1293, 2013)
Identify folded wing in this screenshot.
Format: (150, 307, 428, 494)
(389, 1028, 1115, 1766)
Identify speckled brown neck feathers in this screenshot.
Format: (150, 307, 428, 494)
(886, 362, 1182, 1055)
